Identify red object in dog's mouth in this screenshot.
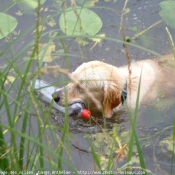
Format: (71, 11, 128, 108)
(68, 102, 91, 119)
(81, 109, 91, 119)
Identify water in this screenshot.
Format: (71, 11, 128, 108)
(1, 0, 175, 174)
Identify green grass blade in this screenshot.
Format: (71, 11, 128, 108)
(0, 126, 9, 172)
(19, 99, 31, 168)
(57, 110, 69, 170)
(89, 141, 102, 170)
(0, 123, 77, 172)
(1, 84, 20, 169)
(127, 71, 147, 174)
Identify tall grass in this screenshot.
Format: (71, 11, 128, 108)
(0, 1, 76, 173)
(0, 0, 175, 174)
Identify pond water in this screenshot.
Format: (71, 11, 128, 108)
(1, 0, 175, 174)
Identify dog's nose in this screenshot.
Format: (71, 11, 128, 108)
(53, 96, 60, 103)
(52, 90, 62, 103)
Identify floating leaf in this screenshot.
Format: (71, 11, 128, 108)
(44, 8, 48, 12)
(123, 8, 130, 15)
(75, 0, 98, 7)
(59, 6, 102, 36)
(37, 43, 55, 62)
(93, 132, 113, 156)
(90, 33, 105, 50)
(27, 42, 55, 62)
(160, 135, 175, 158)
(0, 13, 18, 39)
(139, 32, 153, 49)
(15, 0, 46, 15)
(32, 25, 46, 34)
(162, 58, 175, 68)
(5, 76, 15, 85)
(47, 18, 56, 27)
(127, 26, 137, 32)
(90, 33, 105, 43)
(152, 98, 175, 111)
(75, 38, 89, 46)
(159, 1, 175, 29)
(15, 10, 23, 16)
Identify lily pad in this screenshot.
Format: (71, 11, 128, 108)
(59, 6, 102, 35)
(159, 1, 175, 29)
(75, 0, 98, 7)
(0, 13, 18, 39)
(14, 0, 46, 15)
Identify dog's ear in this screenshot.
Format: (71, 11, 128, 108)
(102, 83, 121, 118)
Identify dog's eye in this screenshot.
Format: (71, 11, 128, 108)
(76, 85, 84, 93)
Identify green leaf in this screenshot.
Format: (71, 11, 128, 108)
(0, 13, 18, 39)
(26, 42, 56, 62)
(14, 0, 46, 15)
(75, 0, 98, 7)
(159, 1, 175, 29)
(160, 134, 175, 158)
(59, 6, 102, 36)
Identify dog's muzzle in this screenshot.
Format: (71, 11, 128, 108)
(52, 89, 62, 104)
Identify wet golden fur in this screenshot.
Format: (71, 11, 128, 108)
(54, 54, 175, 118)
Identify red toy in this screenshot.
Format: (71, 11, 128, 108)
(81, 109, 91, 119)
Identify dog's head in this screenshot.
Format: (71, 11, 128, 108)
(52, 61, 125, 118)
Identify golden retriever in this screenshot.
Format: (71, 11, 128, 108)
(53, 54, 175, 118)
